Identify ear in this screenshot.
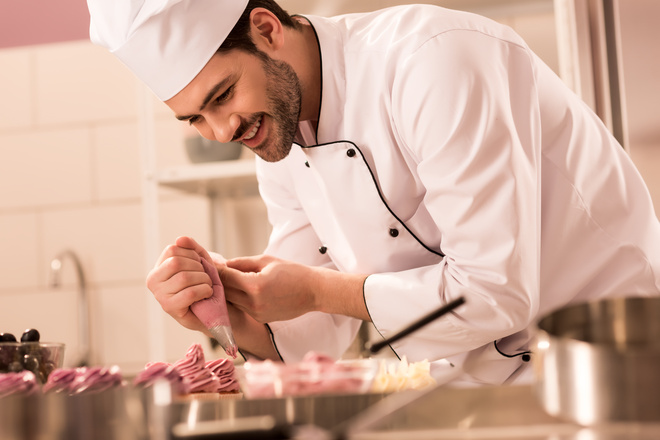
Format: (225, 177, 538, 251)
(249, 8, 285, 52)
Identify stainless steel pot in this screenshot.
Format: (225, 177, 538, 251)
(533, 296, 660, 425)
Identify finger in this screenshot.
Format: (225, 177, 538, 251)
(225, 293, 252, 318)
(159, 280, 213, 317)
(159, 270, 213, 300)
(175, 236, 213, 262)
(148, 254, 207, 287)
(225, 255, 269, 273)
(223, 283, 251, 310)
(219, 265, 259, 292)
(161, 293, 210, 334)
(155, 243, 202, 267)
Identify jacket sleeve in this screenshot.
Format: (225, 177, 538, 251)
(364, 29, 544, 370)
(253, 156, 363, 362)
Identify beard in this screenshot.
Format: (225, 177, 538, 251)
(241, 52, 302, 163)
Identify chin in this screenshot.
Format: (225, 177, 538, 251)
(253, 142, 292, 163)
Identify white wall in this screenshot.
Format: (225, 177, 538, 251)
(0, 42, 216, 371)
(0, 2, 561, 373)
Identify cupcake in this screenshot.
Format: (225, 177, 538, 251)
(43, 366, 124, 395)
(241, 352, 376, 398)
(0, 371, 39, 397)
(42, 368, 77, 393)
(135, 343, 242, 401)
(205, 358, 241, 399)
(133, 361, 189, 395)
(173, 344, 223, 401)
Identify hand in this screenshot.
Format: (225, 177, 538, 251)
(220, 255, 370, 323)
(220, 255, 318, 324)
(146, 236, 216, 333)
(225, 301, 280, 359)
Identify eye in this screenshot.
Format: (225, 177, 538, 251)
(214, 85, 234, 105)
(187, 115, 200, 125)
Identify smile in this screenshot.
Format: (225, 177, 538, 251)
(243, 116, 262, 141)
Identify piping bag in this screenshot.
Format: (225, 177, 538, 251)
(190, 258, 238, 358)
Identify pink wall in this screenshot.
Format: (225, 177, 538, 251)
(0, 0, 90, 49)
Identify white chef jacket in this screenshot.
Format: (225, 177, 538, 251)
(253, 5, 660, 385)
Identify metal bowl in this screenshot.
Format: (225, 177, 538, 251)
(184, 137, 243, 163)
(533, 296, 660, 425)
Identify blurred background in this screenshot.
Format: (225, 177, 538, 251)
(0, 0, 657, 373)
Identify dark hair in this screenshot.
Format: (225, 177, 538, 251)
(218, 0, 302, 54)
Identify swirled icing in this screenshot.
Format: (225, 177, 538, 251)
(133, 361, 189, 394)
(173, 344, 218, 393)
(0, 371, 38, 397)
(205, 358, 240, 393)
(43, 366, 123, 395)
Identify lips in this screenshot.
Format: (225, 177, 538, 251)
(238, 114, 265, 148)
(243, 116, 261, 140)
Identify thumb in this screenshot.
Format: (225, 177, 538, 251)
(218, 264, 255, 291)
(225, 255, 269, 273)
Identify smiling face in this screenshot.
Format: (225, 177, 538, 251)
(166, 48, 302, 163)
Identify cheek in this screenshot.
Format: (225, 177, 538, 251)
(235, 73, 270, 110)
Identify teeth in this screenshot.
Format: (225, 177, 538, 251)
(244, 117, 261, 140)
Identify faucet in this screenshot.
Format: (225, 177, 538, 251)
(49, 250, 91, 367)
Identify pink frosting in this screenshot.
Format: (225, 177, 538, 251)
(43, 366, 123, 395)
(243, 352, 371, 398)
(0, 371, 38, 397)
(133, 361, 189, 394)
(301, 352, 335, 365)
(70, 366, 123, 394)
(173, 344, 219, 393)
(42, 368, 77, 393)
(205, 358, 240, 393)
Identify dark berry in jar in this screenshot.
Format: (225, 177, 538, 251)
(22, 353, 45, 382)
(22, 353, 40, 372)
(43, 360, 57, 376)
(8, 361, 23, 372)
(0, 342, 19, 372)
(0, 333, 17, 342)
(20, 328, 40, 342)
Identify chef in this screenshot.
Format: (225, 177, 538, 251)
(88, 0, 660, 385)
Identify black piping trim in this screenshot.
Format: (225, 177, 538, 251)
(493, 339, 531, 362)
(265, 323, 285, 362)
(361, 276, 401, 360)
(236, 348, 248, 362)
(290, 16, 443, 356)
(302, 140, 445, 257)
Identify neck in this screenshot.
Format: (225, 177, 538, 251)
(285, 18, 321, 124)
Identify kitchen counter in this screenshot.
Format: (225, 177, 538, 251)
(344, 384, 660, 440)
(2, 383, 660, 439)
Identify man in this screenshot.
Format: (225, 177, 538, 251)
(88, 0, 660, 385)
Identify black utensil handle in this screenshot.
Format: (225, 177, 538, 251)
(367, 296, 466, 354)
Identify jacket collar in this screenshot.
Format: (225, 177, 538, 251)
(295, 14, 347, 146)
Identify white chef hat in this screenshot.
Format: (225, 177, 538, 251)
(87, 0, 249, 101)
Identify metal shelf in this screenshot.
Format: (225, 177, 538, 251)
(155, 159, 258, 197)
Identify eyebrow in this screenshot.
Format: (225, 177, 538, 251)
(175, 76, 233, 121)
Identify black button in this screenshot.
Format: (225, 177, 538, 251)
(389, 228, 399, 237)
(319, 246, 327, 254)
(305, 161, 310, 168)
(346, 149, 356, 157)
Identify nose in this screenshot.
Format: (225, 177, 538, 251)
(205, 113, 240, 144)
